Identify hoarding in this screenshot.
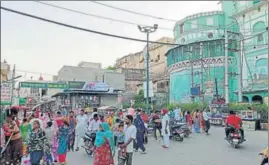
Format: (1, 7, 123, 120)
(1, 83, 11, 105)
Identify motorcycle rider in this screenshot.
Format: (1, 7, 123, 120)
(88, 114, 101, 144)
(225, 110, 245, 141)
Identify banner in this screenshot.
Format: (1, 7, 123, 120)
(0, 82, 12, 105)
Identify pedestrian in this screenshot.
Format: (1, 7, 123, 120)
(186, 111, 192, 133)
(116, 122, 126, 159)
(134, 109, 146, 154)
(57, 120, 69, 165)
(193, 109, 200, 133)
(44, 121, 54, 165)
(3, 113, 23, 165)
(118, 115, 137, 165)
(19, 118, 31, 156)
(27, 120, 50, 165)
(203, 109, 211, 135)
(75, 109, 88, 151)
(66, 111, 77, 151)
(51, 120, 59, 163)
(199, 110, 205, 133)
(93, 122, 115, 165)
(161, 109, 170, 148)
(152, 111, 162, 140)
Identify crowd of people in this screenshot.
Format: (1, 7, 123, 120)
(0, 106, 218, 165)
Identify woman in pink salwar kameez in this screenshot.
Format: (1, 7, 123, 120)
(52, 121, 59, 163)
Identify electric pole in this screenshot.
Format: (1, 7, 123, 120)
(138, 24, 158, 114)
(200, 42, 204, 102)
(224, 29, 229, 104)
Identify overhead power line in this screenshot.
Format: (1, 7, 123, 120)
(34, 1, 262, 33)
(0, 6, 178, 46)
(1, 6, 267, 49)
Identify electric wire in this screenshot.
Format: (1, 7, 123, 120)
(35, 1, 263, 33)
(1, 6, 267, 51)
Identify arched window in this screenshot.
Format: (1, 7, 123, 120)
(255, 58, 268, 80)
(253, 21, 266, 45)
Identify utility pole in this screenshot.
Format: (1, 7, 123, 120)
(138, 24, 158, 114)
(186, 46, 195, 103)
(10, 64, 16, 106)
(199, 42, 204, 102)
(238, 35, 243, 102)
(224, 29, 229, 104)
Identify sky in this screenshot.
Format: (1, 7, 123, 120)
(1, 1, 221, 80)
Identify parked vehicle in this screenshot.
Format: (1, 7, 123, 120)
(82, 131, 96, 156)
(171, 120, 191, 138)
(170, 122, 184, 141)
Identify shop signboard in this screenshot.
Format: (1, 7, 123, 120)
(68, 81, 86, 89)
(0, 82, 12, 105)
(82, 82, 109, 92)
(20, 82, 67, 89)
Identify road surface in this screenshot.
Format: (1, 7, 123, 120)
(66, 126, 267, 165)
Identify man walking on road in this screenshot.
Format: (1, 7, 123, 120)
(161, 109, 170, 148)
(203, 109, 210, 135)
(118, 115, 137, 165)
(75, 109, 88, 151)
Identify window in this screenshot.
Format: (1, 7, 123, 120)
(257, 34, 263, 42)
(253, 0, 260, 5)
(191, 20, 197, 28)
(207, 17, 214, 25)
(180, 24, 184, 34)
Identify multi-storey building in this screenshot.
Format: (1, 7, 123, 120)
(166, 11, 239, 103)
(115, 51, 144, 69)
(222, 1, 268, 104)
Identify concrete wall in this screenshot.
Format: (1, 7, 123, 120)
(104, 71, 125, 90)
(77, 61, 102, 69)
(100, 95, 118, 107)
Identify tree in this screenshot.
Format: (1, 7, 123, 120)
(106, 65, 116, 70)
(133, 89, 145, 108)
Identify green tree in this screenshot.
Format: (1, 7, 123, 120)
(106, 65, 116, 70)
(133, 90, 145, 108)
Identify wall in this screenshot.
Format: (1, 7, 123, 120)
(104, 71, 125, 91)
(167, 11, 239, 103)
(222, 0, 268, 102)
(100, 95, 118, 107)
(77, 61, 102, 69)
(115, 51, 144, 69)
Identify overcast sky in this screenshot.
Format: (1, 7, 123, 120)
(1, 1, 221, 80)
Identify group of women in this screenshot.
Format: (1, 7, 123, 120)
(1, 110, 75, 165)
(185, 109, 206, 133)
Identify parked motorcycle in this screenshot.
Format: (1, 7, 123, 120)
(259, 147, 268, 165)
(170, 123, 184, 141)
(82, 131, 96, 156)
(225, 127, 244, 148)
(171, 120, 191, 138)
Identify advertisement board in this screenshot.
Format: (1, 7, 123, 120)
(1, 83, 12, 105)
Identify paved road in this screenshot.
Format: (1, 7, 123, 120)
(66, 126, 267, 165)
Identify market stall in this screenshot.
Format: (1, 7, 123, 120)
(98, 106, 117, 116)
(209, 104, 228, 126)
(240, 110, 260, 131)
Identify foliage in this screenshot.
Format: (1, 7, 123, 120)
(166, 103, 208, 112)
(134, 90, 145, 105)
(106, 65, 116, 70)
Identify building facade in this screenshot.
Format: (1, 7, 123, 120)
(1, 61, 11, 82)
(57, 61, 125, 91)
(166, 11, 239, 103)
(222, 1, 268, 103)
(115, 51, 144, 69)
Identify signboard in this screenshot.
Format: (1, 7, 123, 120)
(82, 82, 109, 92)
(68, 81, 85, 89)
(190, 87, 200, 96)
(242, 120, 256, 131)
(20, 82, 67, 89)
(0, 83, 12, 105)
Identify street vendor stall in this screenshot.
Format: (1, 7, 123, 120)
(98, 106, 117, 116)
(240, 110, 260, 131)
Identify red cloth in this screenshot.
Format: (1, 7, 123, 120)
(141, 114, 149, 123)
(186, 114, 192, 125)
(58, 153, 67, 163)
(93, 142, 114, 165)
(226, 115, 242, 129)
(161, 109, 168, 115)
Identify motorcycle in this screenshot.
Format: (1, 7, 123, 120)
(170, 123, 184, 141)
(171, 120, 191, 138)
(259, 147, 268, 165)
(82, 131, 96, 156)
(226, 127, 244, 148)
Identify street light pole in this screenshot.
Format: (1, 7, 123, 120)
(138, 24, 158, 114)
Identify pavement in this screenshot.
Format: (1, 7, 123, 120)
(66, 126, 267, 165)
